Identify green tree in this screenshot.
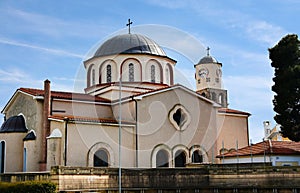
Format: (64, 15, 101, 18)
(269, 34, 300, 141)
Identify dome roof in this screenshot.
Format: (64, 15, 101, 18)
(0, 115, 28, 133)
(23, 130, 36, 141)
(197, 55, 218, 64)
(94, 34, 166, 57)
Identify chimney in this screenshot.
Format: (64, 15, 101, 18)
(263, 121, 271, 140)
(40, 79, 51, 171)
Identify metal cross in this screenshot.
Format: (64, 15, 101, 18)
(126, 19, 133, 34)
(206, 47, 210, 56)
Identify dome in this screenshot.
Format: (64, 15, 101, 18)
(23, 130, 36, 141)
(197, 55, 218, 64)
(0, 114, 28, 133)
(94, 34, 167, 57)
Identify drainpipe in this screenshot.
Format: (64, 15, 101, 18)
(40, 79, 51, 171)
(132, 97, 139, 168)
(64, 117, 69, 166)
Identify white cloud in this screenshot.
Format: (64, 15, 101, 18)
(146, 0, 189, 9)
(147, 0, 287, 46)
(0, 38, 84, 58)
(241, 20, 286, 47)
(2, 8, 111, 39)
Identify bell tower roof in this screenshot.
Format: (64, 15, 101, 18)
(197, 47, 218, 65)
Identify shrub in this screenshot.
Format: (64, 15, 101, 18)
(0, 181, 56, 193)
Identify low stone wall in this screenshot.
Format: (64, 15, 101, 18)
(0, 172, 50, 182)
(1, 164, 300, 192)
(50, 164, 300, 192)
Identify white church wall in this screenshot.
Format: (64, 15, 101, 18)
(112, 100, 136, 123)
(121, 58, 142, 82)
(84, 54, 176, 90)
(145, 59, 162, 83)
(65, 122, 136, 167)
(135, 87, 218, 167)
(216, 113, 249, 159)
(52, 100, 114, 119)
(99, 59, 118, 83)
(220, 155, 300, 166)
(24, 139, 40, 172)
(0, 133, 24, 172)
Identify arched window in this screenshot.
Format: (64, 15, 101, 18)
(175, 150, 186, 167)
(92, 69, 95, 86)
(0, 141, 5, 173)
(106, 65, 112, 83)
(94, 149, 108, 167)
(165, 68, 170, 84)
(23, 148, 27, 172)
(151, 65, 155, 83)
(156, 149, 169, 167)
(211, 92, 216, 102)
(129, 63, 134, 81)
(191, 150, 203, 163)
(219, 93, 223, 104)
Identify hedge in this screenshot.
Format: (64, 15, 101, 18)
(0, 181, 56, 193)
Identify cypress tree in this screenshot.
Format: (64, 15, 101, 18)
(269, 34, 300, 141)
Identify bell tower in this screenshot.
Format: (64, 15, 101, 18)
(195, 47, 228, 108)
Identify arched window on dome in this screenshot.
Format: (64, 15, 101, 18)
(156, 149, 169, 168)
(151, 65, 155, 83)
(94, 149, 109, 167)
(106, 65, 112, 83)
(0, 141, 5, 173)
(129, 63, 134, 82)
(92, 69, 95, 86)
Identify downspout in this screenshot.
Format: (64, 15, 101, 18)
(64, 117, 69, 166)
(268, 139, 273, 165)
(132, 97, 139, 168)
(246, 116, 250, 146)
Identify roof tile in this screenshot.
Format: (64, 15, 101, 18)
(19, 88, 110, 103)
(217, 141, 300, 158)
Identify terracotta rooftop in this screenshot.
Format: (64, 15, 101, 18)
(49, 114, 134, 125)
(217, 141, 300, 158)
(19, 88, 110, 103)
(218, 108, 250, 116)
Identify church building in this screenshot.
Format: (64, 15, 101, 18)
(0, 29, 250, 172)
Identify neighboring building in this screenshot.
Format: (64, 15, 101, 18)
(0, 32, 250, 172)
(217, 140, 300, 166)
(263, 121, 290, 141)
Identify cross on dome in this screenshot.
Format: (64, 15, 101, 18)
(206, 47, 210, 56)
(126, 19, 133, 34)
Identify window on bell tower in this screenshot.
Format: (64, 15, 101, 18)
(129, 63, 134, 81)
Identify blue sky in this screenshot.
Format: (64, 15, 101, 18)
(0, 0, 299, 143)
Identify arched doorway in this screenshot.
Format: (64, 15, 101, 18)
(175, 150, 186, 167)
(94, 149, 109, 167)
(156, 149, 169, 167)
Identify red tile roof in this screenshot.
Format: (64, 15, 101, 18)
(19, 88, 110, 103)
(218, 108, 250, 116)
(217, 141, 300, 158)
(49, 114, 134, 125)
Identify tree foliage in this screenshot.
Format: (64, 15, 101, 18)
(269, 34, 300, 141)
